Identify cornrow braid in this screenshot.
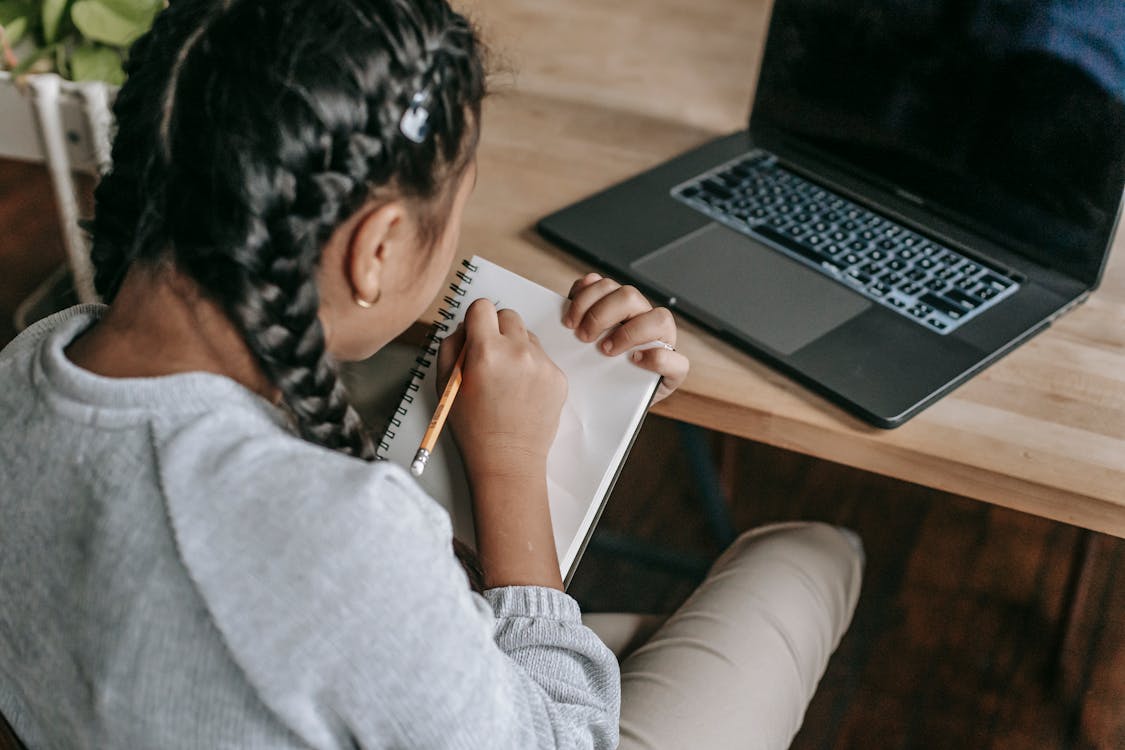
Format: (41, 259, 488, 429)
(89, 0, 486, 462)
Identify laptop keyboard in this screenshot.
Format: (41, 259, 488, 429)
(671, 152, 1020, 334)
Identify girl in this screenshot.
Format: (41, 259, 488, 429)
(0, 0, 861, 748)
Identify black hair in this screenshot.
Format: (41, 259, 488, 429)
(90, 0, 486, 461)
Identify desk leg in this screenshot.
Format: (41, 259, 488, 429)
(1052, 529, 1110, 714)
(676, 422, 738, 548)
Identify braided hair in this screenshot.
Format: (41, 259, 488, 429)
(89, 0, 486, 462)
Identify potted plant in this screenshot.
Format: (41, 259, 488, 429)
(1, 0, 160, 305)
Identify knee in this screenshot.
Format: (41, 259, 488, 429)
(712, 522, 865, 630)
(722, 521, 864, 569)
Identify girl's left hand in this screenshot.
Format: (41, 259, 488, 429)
(564, 273, 690, 404)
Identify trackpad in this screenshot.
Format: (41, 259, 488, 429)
(632, 223, 870, 355)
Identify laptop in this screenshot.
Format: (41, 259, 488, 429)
(537, 0, 1125, 427)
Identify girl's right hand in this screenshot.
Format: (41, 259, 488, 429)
(438, 299, 568, 486)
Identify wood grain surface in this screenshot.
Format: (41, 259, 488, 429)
(452, 0, 1125, 537)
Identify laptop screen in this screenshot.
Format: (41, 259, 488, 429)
(751, 0, 1125, 285)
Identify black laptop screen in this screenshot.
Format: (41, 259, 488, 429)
(751, 0, 1125, 284)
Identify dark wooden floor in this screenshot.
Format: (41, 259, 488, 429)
(3, 159, 1123, 749)
(570, 416, 1125, 750)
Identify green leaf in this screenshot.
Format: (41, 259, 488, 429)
(2, 15, 27, 45)
(70, 41, 122, 84)
(42, 0, 69, 43)
(95, 0, 161, 23)
(70, 0, 150, 47)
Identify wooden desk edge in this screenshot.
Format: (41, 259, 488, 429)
(653, 390, 1125, 539)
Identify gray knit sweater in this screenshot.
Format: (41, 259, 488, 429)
(0, 306, 620, 749)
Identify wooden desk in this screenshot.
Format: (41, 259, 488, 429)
(451, 0, 1125, 537)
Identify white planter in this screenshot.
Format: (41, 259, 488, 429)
(0, 71, 116, 304)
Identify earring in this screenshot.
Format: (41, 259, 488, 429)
(354, 289, 381, 309)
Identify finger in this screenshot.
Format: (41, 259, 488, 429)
(563, 276, 620, 331)
(463, 298, 499, 344)
(496, 307, 528, 338)
(600, 306, 677, 356)
(630, 347, 690, 401)
(567, 272, 603, 301)
(575, 284, 651, 343)
(437, 323, 467, 387)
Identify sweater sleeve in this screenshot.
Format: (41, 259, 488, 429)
(160, 412, 620, 750)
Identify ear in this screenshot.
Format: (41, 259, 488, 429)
(347, 200, 409, 305)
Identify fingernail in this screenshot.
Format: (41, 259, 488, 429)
(632, 351, 643, 362)
(601, 339, 613, 354)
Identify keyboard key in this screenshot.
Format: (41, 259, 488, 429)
(845, 269, 870, 284)
(868, 250, 887, 261)
(945, 289, 981, 310)
(880, 272, 903, 286)
(887, 259, 907, 271)
(925, 278, 947, 292)
(842, 253, 861, 265)
(919, 293, 965, 319)
(860, 262, 882, 275)
(927, 319, 948, 331)
(917, 258, 936, 269)
(701, 179, 732, 200)
(901, 283, 923, 296)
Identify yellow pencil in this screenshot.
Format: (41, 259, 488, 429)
(411, 345, 468, 477)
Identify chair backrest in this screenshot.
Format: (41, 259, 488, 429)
(0, 709, 27, 750)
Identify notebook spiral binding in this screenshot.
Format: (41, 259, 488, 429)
(376, 258, 480, 459)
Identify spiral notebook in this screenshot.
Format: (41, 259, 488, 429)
(378, 256, 661, 586)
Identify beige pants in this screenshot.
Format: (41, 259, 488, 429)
(584, 522, 864, 750)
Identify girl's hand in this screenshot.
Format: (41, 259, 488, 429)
(437, 299, 567, 590)
(563, 273, 690, 403)
(438, 299, 567, 485)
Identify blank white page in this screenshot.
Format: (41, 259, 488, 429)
(380, 256, 660, 583)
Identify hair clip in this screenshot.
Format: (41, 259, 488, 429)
(399, 91, 432, 144)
